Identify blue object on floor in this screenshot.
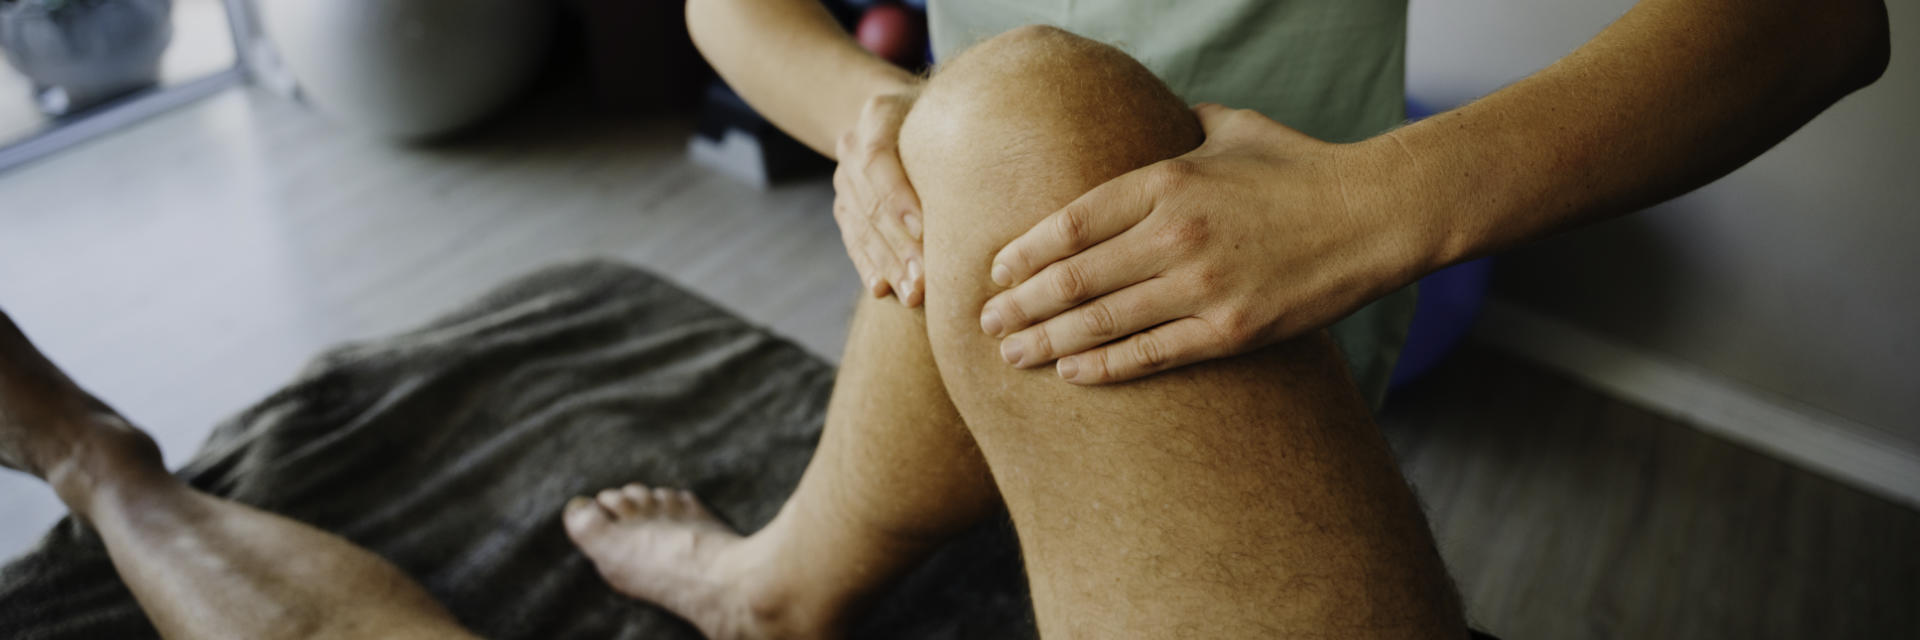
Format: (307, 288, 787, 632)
(1388, 98, 1492, 391)
(1390, 257, 1492, 390)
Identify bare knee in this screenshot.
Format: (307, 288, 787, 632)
(897, 24, 1199, 288)
(899, 25, 1200, 189)
(895, 25, 1202, 391)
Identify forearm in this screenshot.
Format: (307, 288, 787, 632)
(686, 0, 918, 157)
(1369, 0, 1890, 269)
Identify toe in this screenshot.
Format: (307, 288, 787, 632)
(676, 490, 712, 517)
(597, 488, 638, 518)
(622, 484, 657, 513)
(652, 487, 683, 515)
(563, 496, 608, 536)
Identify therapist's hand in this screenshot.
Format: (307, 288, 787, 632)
(833, 89, 926, 307)
(981, 103, 1433, 383)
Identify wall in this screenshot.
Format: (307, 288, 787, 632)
(1407, 1, 1918, 448)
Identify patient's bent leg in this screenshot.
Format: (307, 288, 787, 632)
(564, 294, 1000, 638)
(0, 310, 476, 640)
(901, 26, 1466, 638)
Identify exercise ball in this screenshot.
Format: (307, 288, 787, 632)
(255, 0, 554, 139)
(1388, 98, 1493, 390)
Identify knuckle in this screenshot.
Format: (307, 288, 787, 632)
(1049, 262, 1091, 302)
(1191, 263, 1226, 289)
(1004, 245, 1035, 275)
(1160, 217, 1212, 253)
(1028, 324, 1055, 359)
(1080, 302, 1121, 338)
(1150, 159, 1197, 190)
(1095, 351, 1119, 382)
(865, 227, 893, 251)
(1054, 206, 1094, 248)
(1133, 334, 1171, 371)
(999, 299, 1029, 326)
(1218, 308, 1260, 344)
(885, 195, 914, 220)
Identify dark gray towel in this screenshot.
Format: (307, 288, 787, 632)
(0, 259, 1033, 639)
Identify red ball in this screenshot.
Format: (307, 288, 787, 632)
(855, 4, 924, 67)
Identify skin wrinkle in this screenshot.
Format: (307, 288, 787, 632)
(1384, 129, 1419, 170)
(1330, 146, 1361, 230)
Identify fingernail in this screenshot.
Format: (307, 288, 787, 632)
(904, 212, 922, 239)
(907, 258, 923, 284)
(1057, 358, 1079, 380)
(868, 276, 885, 296)
(1000, 338, 1024, 366)
(991, 263, 1012, 287)
(899, 281, 916, 302)
(980, 308, 1004, 336)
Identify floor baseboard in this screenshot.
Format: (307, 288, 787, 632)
(1472, 298, 1920, 511)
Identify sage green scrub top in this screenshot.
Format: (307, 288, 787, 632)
(928, 0, 1417, 409)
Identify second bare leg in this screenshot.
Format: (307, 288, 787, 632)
(565, 295, 1000, 638)
(0, 311, 476, 640)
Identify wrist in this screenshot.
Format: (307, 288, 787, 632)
(869, 67, 922, 100)
(1338, 133, 1457, 286)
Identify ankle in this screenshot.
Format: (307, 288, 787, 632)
(723, 528, 862, 640)
(45, 417, 169, 515)
(737, 581, 844, 640)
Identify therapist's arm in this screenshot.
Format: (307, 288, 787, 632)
(1377, 0, 1890, 267)
(686, 0, 917, 157)
(687, 0, 930, 301)
(982, 0, 1890, 384)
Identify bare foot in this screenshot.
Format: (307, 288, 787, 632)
(563, 483, 820, 640)
(0, 309, 165, 507)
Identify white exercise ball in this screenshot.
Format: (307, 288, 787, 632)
(256, 0, 554, 139)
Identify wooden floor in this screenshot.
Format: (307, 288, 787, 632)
(0, 88, 861, 553)
(1383, 347, 1920, 639)
(0, 87, 1913, 638)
